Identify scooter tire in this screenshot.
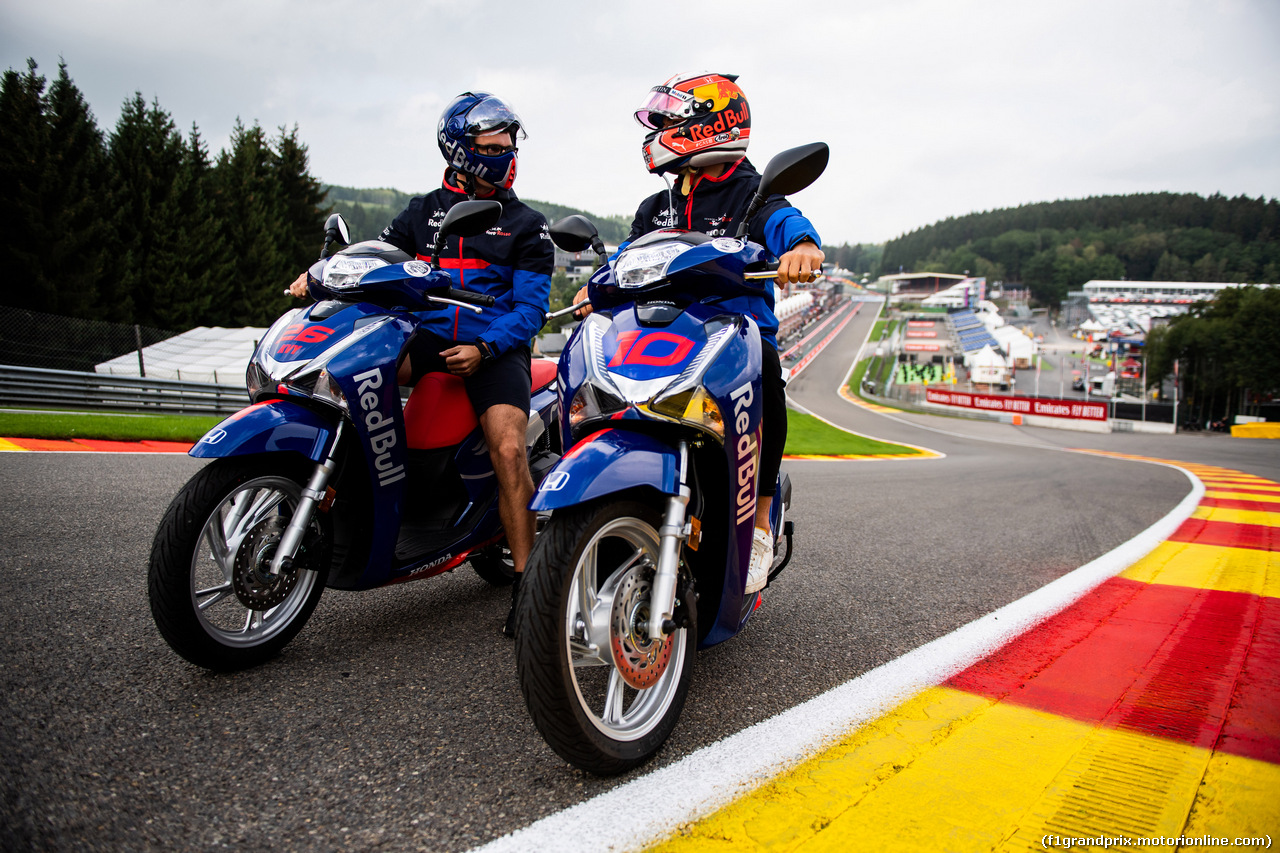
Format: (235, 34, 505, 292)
(469, 543, 516, 586)
(515, 499, 695, 776)
(148, 456, 329, 671)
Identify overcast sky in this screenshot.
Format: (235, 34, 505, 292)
(3, 0, 1278, 245)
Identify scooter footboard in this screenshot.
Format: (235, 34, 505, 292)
(189, 400, 336, 462)
(529, 429, 680, 511)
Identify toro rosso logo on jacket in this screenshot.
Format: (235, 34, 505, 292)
(353, 368, 406, 487)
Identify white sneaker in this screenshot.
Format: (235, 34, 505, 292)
(745, 527, 772, 594)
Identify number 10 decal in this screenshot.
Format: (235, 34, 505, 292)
(608, 331, 695, 368)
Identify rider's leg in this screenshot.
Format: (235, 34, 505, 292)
(478, 402, 536, 575)
(462, 346, 535, 637)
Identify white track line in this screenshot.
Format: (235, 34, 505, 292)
(472, 461, 1204, 853)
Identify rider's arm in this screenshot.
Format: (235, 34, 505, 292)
(474, 222, 554, 356)
(761, 206, 821, 258)
(758, 203, 824, 286)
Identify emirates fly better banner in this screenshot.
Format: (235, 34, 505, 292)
(925, 389, 1108, 421)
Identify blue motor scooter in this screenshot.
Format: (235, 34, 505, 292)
(513, 144, 827, 774)
(148, 201, 561, 670)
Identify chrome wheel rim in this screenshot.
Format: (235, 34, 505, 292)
(563, 516, 688, 742)
(189, 476, 321, 648)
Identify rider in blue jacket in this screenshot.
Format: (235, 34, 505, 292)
(577, 72, 824, 595)
(291, 92, 552, 636)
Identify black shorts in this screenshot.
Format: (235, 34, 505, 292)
(404, 331, 531, 416)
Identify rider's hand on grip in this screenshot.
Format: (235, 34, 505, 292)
(776, 240, 825, 286)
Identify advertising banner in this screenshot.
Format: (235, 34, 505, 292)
(925, 389, 1108, 421)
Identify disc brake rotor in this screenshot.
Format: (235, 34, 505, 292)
(232, 516, 301, 609)
(609, 567, 673, 689)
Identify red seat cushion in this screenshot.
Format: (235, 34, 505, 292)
(404, 359, 558, 451)
(403, 373, 478, 450)
(531, 358, 558, 391)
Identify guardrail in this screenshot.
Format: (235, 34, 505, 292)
(0, 364, 248, 415)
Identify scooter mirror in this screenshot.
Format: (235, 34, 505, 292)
(734, 142, 829, 240)
(758, 142, 829, 198)
(549, 215, 599, 253)
(440, 200, 504, 239)
(431, 200, 504, 265)
(321, 213, 351, 258)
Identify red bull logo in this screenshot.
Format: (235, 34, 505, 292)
(687, 102, 749, 142)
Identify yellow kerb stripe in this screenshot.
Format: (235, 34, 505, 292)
(1119, 541, 1280, 599)
(647, 686, 1280, 852)
(1204, 490, 1280, 504)
(1190, 506, 1280, 527)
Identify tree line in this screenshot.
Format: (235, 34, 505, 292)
(880, 193, 1280, 307)
(324, 185, 635, 246)
(1144, 285, 1279, 423)
(0, 59, 326, 331)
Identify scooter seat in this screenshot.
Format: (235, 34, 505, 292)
(404, 358, 559, 451)
(404, 373, 477, 450)
(531, 358, 558, 392)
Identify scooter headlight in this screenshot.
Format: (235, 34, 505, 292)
(324, 256, 388, 291)
(614, 243, 688, 288)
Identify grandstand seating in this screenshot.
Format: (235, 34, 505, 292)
(947, 308, 1000, 352)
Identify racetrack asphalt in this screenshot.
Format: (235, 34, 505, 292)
(1, 301, 1276, 851)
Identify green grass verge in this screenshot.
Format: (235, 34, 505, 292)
(784, 408, 920, 456)
(0, 410, 224, 442)
(2, 406, 922, 458)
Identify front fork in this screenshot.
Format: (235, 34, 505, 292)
(268, 422, 343, 577)
(647, 441, 690, 640)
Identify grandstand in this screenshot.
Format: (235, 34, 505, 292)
(947, 308, 1001, 353)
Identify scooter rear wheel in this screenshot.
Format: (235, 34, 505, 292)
(515, 500, 695, 776)
(148, 456, 329, 671)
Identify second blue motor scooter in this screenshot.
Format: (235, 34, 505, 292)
(514, 143, 828, 775)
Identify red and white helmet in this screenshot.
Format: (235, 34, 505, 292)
(635, 72, 750, 175)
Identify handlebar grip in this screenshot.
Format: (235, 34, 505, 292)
(445, 288, 496, 307)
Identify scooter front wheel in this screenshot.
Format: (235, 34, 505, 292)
(515, 500, 694, 775)
(148, 457, 329, 671)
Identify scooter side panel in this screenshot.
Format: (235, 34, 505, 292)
(529, 429, 679, 512)
(189, 400, 335, 462)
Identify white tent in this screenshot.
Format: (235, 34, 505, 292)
(776, 290, 814, 321)
(965, 344, 1009, 384)
(95, 325, 267, 385)
(993, 325, 1035, 367)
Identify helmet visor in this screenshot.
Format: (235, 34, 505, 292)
(634, 86, 695, 129)
(463, 96, 527, 140)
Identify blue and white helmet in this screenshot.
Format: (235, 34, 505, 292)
(437, 92, 525, 190)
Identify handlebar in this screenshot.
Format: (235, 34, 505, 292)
(744, 262, 824, 281)
(442, 287, 496, 308)
(547, 301, 588, 320)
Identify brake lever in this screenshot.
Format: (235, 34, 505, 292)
(425, 295, 484, 314)
(546, 301, 591, 320)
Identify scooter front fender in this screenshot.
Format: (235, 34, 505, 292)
(529, 428, 679, 511)
(189, 400, 336, 462)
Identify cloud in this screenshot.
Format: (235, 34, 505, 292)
(3, 0, 1277, 245)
